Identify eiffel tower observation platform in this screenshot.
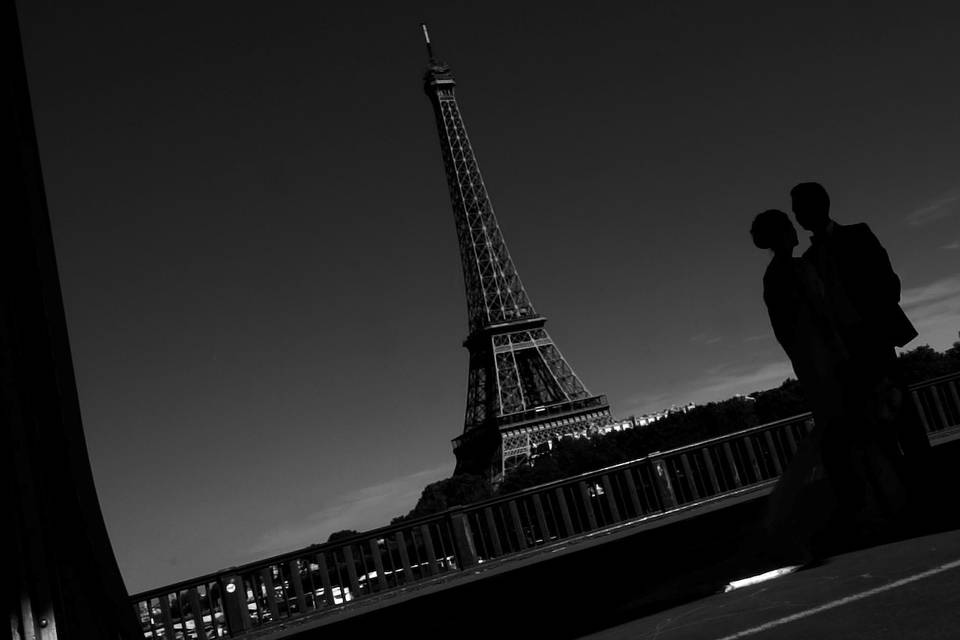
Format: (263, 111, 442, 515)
(128, 372, 960, 640)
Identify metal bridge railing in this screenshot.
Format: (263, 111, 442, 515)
(129, 371, 960, 639)
(910, 371, 960, 439)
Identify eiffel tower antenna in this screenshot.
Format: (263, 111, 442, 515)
(421, 32, 611, 483)
(420, 23, 435, 63)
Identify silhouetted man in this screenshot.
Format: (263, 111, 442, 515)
(790, 182, 929, 470)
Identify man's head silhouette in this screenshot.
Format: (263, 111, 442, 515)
(790, 182, 831, 234)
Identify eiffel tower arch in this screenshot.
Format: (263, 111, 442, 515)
(420, 26, 612, 483)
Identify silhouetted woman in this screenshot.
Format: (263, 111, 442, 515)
(751, 210, 851, 559)
(753, 210, 849, 426)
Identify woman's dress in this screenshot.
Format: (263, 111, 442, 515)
(761, 256, 844, 542)
(760, 255, 906, 552)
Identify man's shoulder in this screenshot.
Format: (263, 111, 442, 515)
(834, 221, 877, 243)
(835, 221, 872, 234)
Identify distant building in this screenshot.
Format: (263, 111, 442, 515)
(633, 402, 697, 426)
(526, 402, 697, 461)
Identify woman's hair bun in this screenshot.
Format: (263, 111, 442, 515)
(751, 209, 791, 250)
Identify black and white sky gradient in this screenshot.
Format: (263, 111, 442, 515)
(17, 1, 960, 591)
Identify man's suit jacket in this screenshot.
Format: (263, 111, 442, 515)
(802, 222, 917, 348)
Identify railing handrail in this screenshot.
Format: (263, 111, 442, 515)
(130, 411, 824, 600)
(447, 413, 817, 514)
(907, 369, 960, 389)
(129, 370, 959, 605)
(128, 505, 458, 600)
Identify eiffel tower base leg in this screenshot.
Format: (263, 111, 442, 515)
(452, 427, 503, 481)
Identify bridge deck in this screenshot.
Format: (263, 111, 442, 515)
(240, 434, 960, 639)
(581, 527, 960, 640)
(245, 481, 778, 638)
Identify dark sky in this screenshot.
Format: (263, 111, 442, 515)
(17, 1, 960, 592)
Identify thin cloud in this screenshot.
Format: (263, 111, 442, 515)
(622, 390, 672, 415)
(901, 274, 960, 308)
(684, 360, 795, 405)
(901, 274, 960, 351)
(704, 361, 736, 376)
(905, 190, 960, 226)
(690, 332, 723, 345)
(248, 462, 454, 556)
(942, 241, 960, 251)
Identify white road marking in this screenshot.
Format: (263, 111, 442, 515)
(715, 557, 960, 640)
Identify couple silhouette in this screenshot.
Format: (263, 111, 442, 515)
(750, 182, 928, 560)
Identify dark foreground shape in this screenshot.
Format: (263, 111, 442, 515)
(4, 5, 141, 638)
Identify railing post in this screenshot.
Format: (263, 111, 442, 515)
(910, 388, 931, 433)
(392, 532, 413, 585)
(507, 500, 528, 549)
(219, 574, 251, 635)
(483, 507, 504, 556)
(342, 546, 362, 595)
(679, 454, 700, 500)
(621, 468, 645, 517)
(553, 488, 576, 536)
(932, 385, 950, 429)
(577, 481, 599, 530)
(368, 539, 389, 591)
(763, 430, 783, 475)
(948, 380, 960, 423)
(784, 425, 799, 456)
(601, 475, 622, 522)
(743, 436, 763, 481)
(700, 447, 721, 495)
(260, 567, 279, 621)
(449, 510, 479, 569)
(188, 588, 209, 640)
(531, 493, 552, 541)
(419, 525, 439, 575)
(651, 458, 678, 509)
(316, 553, 336, 606)
(722, 442, 742, 488)
(157, 594, 176, 640)
(287, 559, 307, 614)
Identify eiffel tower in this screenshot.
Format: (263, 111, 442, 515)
(420, 26, 611, 483)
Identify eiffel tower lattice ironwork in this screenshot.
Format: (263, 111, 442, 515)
(420, 25, 611, 482)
